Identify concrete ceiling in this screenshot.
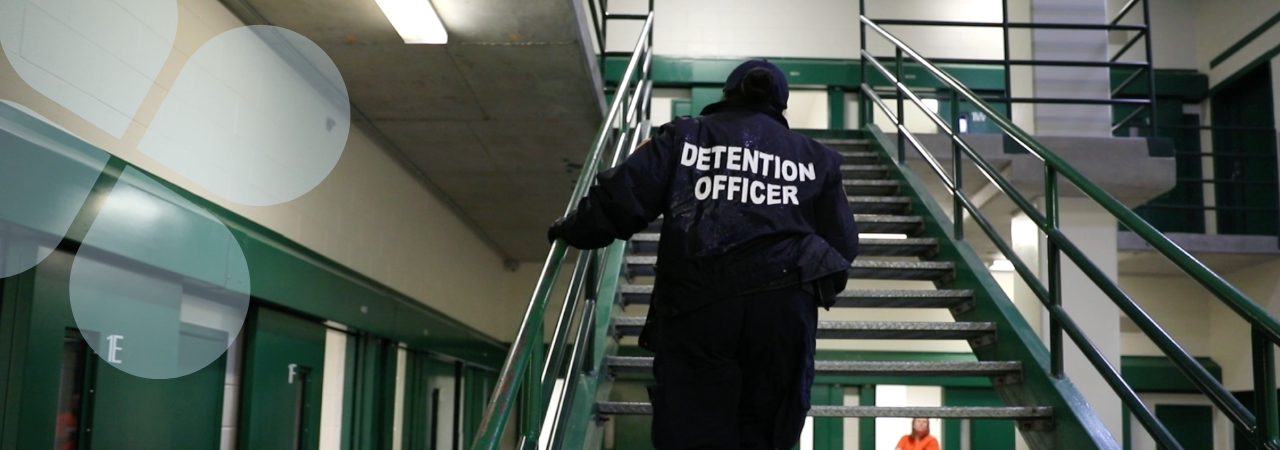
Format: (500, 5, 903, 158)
(221, 0, 605, 261)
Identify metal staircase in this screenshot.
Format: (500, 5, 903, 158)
(597, 139, 1057, 427)
(470, 4, 1280, 450)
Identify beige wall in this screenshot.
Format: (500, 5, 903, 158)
(1117, 275, 1212, 357)
(1115, 258, 1280, 392)
(1194, 0, 1280, 83)
(0, 0, 537, 341)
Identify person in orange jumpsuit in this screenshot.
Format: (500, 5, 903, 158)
(896, 418, 940, 450)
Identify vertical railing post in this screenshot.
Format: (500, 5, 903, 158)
(1254, 328, 1278, 445)
(895, 48, 906, 164)
(951, 90, 963, 240)
(1142, 0, 1157, 136)
(1046, 167, 1063, 378)
(1002, 0, 1012, 118)
(859, 4, 869, 130)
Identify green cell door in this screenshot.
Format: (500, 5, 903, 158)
(1155, 404, 1212, 450)
(239, 306, 326, 450)
(402, 352, 461, 450)
(86, 324, 227, 450)
(1211, 63, 1278, 236)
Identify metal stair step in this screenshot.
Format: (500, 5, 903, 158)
(858, 238, 938, 258)
(644, 214, 923, 235)
(619, 286, 972, 308)
(605, 356, 1020, 377)
(628, 235, 936, 258)
(854, 214, 925, 235)
(841, 164, 891, 180)
(818, 139, 872, 147)
(839, 150, 880, 165)
(831, 288, 974, 308)
(848, 196, 911, 214)
(624, 257, 954, 281)
(848, 260, 954, 282)
(611, 317, 995, 340)
(596, 402, 1052, 419)
(843, 179, 901, 196)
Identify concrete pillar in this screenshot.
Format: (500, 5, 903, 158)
(1030, 0, 1112, 136)
(1012, 197, 1122, 443)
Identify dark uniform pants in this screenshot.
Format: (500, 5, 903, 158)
(648, 288, 818, 450)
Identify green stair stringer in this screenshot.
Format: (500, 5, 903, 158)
(865, 125, 1120, 450)
(551, 239, 628, 450)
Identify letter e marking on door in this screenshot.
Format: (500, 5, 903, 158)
(106, 334, 124, 364)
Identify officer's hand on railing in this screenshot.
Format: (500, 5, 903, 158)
(547, 217, 569, 244)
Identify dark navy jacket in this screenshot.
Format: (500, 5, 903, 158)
(552, 101, 860, 319)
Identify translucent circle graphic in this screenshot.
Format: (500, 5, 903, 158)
(70, 167, 251, 379)
(0, 0, 177, 138)
(137, 25, 350, 206)
(0, 100, 109, 279)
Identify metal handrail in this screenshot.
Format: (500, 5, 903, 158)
(860, 14, 1280, 450)
(470, 13, 654, 450)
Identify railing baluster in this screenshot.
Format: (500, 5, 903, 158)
(1256, 328, 1279, 445)
(1046, 166, 1063, 378)
(1002, 0, 1012, 118)
(895, 48, 906, 164)
(859, 0, 868, 130)
(951, 90, 963, 240)
(1141, 0, 1157, 136)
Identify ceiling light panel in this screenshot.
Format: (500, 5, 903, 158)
(375, 0, 448, 44)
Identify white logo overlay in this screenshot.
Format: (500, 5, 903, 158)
(0, 1, 348, 379)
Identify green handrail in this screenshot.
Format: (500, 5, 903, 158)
(860, 15, 1280, 450)
(470, 13, 654, 450)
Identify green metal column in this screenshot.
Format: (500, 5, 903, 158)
(859, 385, 876, 450)
(812, 384, 844, 449)
(828, 87, 846, 130)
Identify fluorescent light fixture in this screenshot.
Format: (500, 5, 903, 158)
(989, 259, 1014, 272)
(374, 0, 448, 44)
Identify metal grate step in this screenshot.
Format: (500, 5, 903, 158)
(854, 214, 925, 236)
(831, 288, 973, 309)
(848, 260, 954, 282)
(839, 150, 880, 165)
(628, 235, 936, 258)
(619, 286, 972, 308)
(859, 238, 938, 258)
(611, 317, 995, 340)
(596, 402, 1052, 419)
(605, 356, 1020, 377)
(848, 196, 911, 215)
(841, 164, 891, 180)
(843, 179, 901, 196)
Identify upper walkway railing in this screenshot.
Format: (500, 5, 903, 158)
(860, 15, 1280, 450)
(859, 0, 1157, 135)
(469, 11, 653, 450)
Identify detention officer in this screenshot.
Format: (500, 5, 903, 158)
(547, 59, 859, 449)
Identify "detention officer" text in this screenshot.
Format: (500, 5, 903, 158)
(679, 142, 815, 205)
